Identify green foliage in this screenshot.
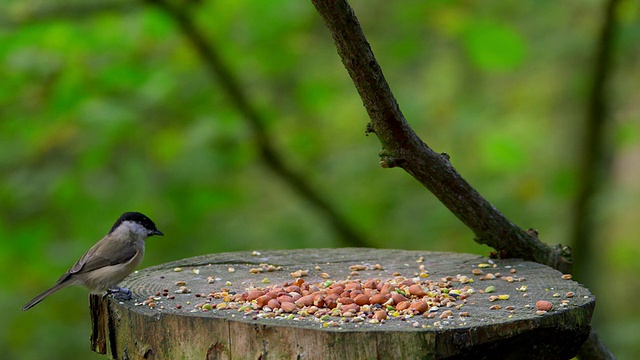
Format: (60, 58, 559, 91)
(1, 0, 639, 359)
(463, 19, 526, 71)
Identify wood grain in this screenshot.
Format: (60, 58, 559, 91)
(91, 248, 594, 359)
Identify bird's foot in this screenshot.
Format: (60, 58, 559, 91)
(105, 287, 132, 301)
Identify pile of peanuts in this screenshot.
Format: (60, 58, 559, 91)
(208, 274, 475, 323)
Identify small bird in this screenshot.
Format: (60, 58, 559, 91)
(22, 212, 163, 311)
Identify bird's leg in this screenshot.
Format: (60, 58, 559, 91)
(105, 286, 132, 301)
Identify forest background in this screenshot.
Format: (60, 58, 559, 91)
(1, 0, 639, 359)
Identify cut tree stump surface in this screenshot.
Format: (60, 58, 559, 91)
(90, 248, 594, 360)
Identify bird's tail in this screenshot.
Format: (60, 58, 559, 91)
(22, 282, 69, 311)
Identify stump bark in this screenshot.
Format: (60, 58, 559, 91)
(90, 248, 594, 359)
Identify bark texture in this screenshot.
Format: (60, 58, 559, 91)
(91, 249, 594, 359)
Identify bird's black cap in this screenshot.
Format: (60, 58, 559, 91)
(110, 212, 163, 236)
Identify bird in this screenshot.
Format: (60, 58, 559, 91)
(22, 212, 163, 311)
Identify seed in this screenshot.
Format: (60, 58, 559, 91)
(510, 268, 517, 274)
(279, 301, 296, 313)
(249, 268, 263, 274)
(256, 295, 272, 308)
(370, 294, 390, 305)
(391, 293, 409, 305)
(408, 284, 426, 297)
(562, 274, 572, 280)
(472, 269, 483, 276)
(173, 267, 182, 272)
(363, 279, 378, 289)
(295, 295, 315, 307)
(536, 300, 553, 311)
(396, 301, 411, 311)
(340, 296, 355, 305)
(175, 281, 186, 286)
(313, 294, 325, 307)
(324, 295, 339, 309)
(536, 310, 547, 315)
(380, 283, 394, 295)
(290, 270, 308, 278)
(503, 276, 515, 283)
(176, 304, 182, 309)
(341, 303, 359, 314)
(284, 285, 301, 294)
(373, 309, 387, 321)
(349, 264, 368, 271)
(246, 290, 263, 301)
(409, 301, 429, 313)
(459, 311, 469, 317)
(267, 299, 280, 310)
(484, 273, 496, 280)
(489, 305, 501, 310)
(352, 293, 369, 306)
(440, 310, 453, 319)
(345, 282, 362, 291)
(485, 286, 496, 293)
(328, 285, 344, 295)
(566, 292, 575, 298)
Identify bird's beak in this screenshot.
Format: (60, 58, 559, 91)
(153, 229, 164, 236)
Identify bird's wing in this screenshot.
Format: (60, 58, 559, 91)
(67, 236, 138, 275)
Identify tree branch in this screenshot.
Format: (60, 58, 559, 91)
(310, 0, 571, 273)
(146, 0, 368, 247)
(571, 0, 619, 284)
(575, 0, 620, 359)
(0, 0, 137, 28)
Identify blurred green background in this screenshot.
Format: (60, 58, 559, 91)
(2, 0, 639, 359)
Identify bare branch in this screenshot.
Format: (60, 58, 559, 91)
(571, 0, 619, 284)
(575, 0, 621, 359)
(0, 0, 137, 28)
(146, 0, 368, 247)
(310, 0, 571, 272)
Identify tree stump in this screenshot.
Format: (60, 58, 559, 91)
(90, 248, 594, 359)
